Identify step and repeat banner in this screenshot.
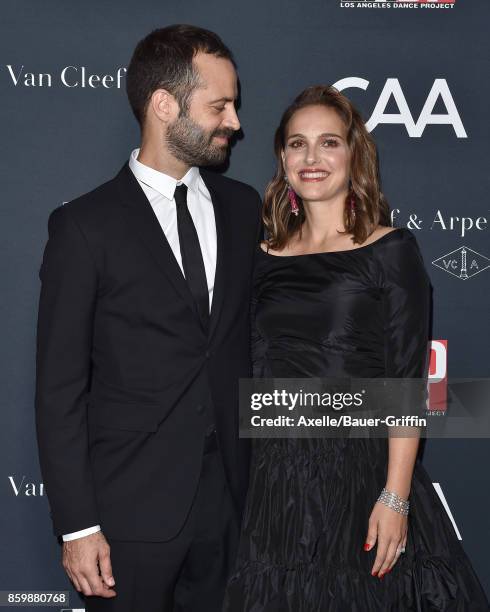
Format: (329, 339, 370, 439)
(1, 1, 488, 609)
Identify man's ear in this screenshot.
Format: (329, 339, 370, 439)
(148, 89, 179, 124)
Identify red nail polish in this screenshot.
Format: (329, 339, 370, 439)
(371, 570, 378, 577)
(379, 572, 385, 579)
(363, 543, 371, 551)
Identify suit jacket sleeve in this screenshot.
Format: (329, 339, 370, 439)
(253, 190, 263, 245)
(35, 204, 100, 536)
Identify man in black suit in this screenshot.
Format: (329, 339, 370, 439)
(35, 25, 261, 611)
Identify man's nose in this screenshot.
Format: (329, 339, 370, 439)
(223, 106, 240, 131)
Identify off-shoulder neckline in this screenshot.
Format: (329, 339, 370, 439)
(258, 227, 410, 258)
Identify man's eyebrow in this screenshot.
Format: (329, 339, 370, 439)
(287, 132, 344, 140)
(208, 96, 238, 104)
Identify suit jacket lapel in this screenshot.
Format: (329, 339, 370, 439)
(201, 170, 228, 342)
(115, 163, 199, 322)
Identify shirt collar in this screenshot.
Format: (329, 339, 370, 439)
(129, 148, 200, 200)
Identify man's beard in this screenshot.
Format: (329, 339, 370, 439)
(166, 112, 234, 167)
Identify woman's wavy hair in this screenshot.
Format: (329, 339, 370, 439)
(263, 85, 390, 249)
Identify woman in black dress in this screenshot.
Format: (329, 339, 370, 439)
(223, 86, 489, 611)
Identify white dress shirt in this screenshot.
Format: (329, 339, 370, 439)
(62, 148, 217, 541)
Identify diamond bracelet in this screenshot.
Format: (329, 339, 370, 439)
(377, 487, 410, 516)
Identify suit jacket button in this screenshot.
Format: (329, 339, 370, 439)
(196, 404, 204, 414)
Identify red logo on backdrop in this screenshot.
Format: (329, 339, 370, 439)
(428, 340, 447, 412)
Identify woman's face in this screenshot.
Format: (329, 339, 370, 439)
(281, 104, 351, 205)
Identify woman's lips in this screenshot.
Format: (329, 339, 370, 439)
(298, 170, 330, 182)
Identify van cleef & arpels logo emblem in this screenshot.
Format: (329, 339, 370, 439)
(432, 246, 489, 280)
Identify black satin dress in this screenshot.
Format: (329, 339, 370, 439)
(223, 228, 489, 611)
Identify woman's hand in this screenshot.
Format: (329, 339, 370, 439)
(364, 501, 408, 579)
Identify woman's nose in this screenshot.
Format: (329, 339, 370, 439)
(304, 148, 319, 165)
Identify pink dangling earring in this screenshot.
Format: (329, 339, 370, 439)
(285, 175, 299, 216)
(349, 181, 356, 219)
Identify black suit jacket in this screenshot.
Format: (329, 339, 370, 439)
(35, 162, 262, 541)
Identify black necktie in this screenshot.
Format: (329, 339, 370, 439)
(174, 184, 209, 330)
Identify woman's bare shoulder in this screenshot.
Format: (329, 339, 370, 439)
(259, 240, 297, 256)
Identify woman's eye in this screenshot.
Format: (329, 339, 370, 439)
(288, 139, 338, 148)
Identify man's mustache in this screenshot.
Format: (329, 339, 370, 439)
(210, 128, 235, 140)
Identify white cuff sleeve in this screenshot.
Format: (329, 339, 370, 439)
(62, 525, 101, 541)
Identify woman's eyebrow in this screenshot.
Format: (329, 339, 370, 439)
(287, 132, 344, 140)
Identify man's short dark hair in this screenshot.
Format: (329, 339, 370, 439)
(126, 24, 235, 128)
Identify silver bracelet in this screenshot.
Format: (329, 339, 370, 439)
(377, 487, 410, 516)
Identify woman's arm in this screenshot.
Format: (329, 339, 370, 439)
(386, 435, 420, 500)
(365, 229, 432, 578)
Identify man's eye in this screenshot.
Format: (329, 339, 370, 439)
(213, 106, 226, 112)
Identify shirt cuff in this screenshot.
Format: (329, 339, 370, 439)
(62, 525, 101, 541)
